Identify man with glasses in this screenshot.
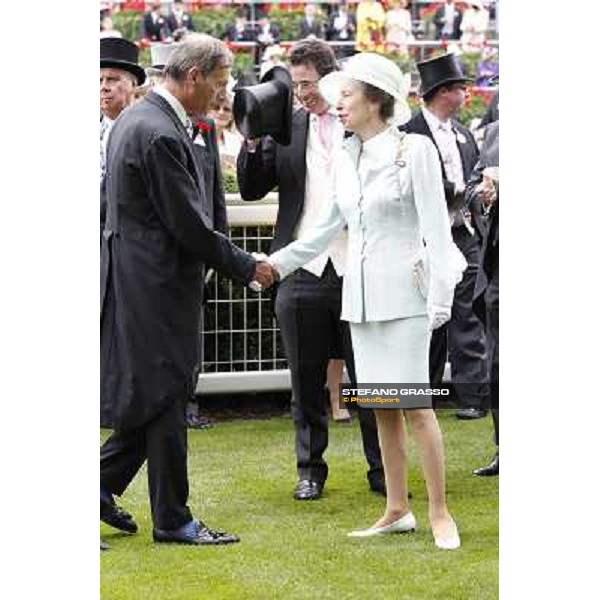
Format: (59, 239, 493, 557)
(237, 38, 384, 501)
(401, 53, 488, 420)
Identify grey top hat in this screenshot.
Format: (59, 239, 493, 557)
(146, 43, 179, 78)
(100, 37, 146, 86)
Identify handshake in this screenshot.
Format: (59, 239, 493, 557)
(249, 253, 280, 291)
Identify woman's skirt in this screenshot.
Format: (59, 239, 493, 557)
(350, 316, 430, 409)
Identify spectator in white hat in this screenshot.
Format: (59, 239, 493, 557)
(267, 52, 466, 550)
(460, 0, 490, 52)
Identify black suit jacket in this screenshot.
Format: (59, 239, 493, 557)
(237, 109, 309, 253)
(479, 90, 499, 129)
(223, 23, 256, 42)
(434, 4, 462, 40)
(400, 109, 483, 238)
(299, 18, 325, 39)
(255, 23, 281, 45)
(190, 118, 228, 235)
(466, 121, 499, 323)
(166, 10, 196, 34)
(142, 12, 169, 41)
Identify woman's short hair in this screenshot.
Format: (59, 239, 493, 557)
(289, 39, 337, 77)
(164, 33, 232, 81)
(362, 83, 396, 121)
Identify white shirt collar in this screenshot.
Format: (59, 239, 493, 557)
(153, 85, 190, 129)
(422, 106, 451, 133)
(362, 125, 393, 152)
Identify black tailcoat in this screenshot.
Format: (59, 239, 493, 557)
(101, 91, 254, 430)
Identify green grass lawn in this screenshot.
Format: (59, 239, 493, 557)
(101, 411, 498, 600)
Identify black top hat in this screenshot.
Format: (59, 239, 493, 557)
(100, 37, 146, 86)
(417, 53, 471, 98)
(233, 66, 292, 146)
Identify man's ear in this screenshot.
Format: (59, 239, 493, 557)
(188, 66, 203, 86)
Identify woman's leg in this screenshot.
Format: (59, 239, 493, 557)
(369, 408, 411, 528)
(327, 359, 351, 421)
(404, 408, 456, 537)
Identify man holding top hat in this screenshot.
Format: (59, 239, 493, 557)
(100, 33, 276, 546)
(236, 39, 384, 501)
(401, 53, 489, 420)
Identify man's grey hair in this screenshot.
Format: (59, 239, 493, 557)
(163, 33, 232, 81)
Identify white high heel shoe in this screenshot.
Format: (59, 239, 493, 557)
(433, 521, 461, 550)
(347, 512, 417, 538)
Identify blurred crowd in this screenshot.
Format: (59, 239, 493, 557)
(100, 1, 498, 53)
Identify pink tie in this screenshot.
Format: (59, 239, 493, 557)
(317, 113, 333, 154)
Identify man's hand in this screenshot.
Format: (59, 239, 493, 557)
(476, 177, 497, 208)
(248, 252, 279, 291)
(253, 260, 277, 289)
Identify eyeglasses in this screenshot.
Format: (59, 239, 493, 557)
(292, 80, 320, 93)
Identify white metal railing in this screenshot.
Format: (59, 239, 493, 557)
(196, 194, 290, 394)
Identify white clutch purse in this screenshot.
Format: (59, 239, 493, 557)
(413, 255, 430, 299)
(413, 243, 468, 300)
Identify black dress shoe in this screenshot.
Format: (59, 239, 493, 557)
(473, 453, 499, 476)
(368, 474, 386, 496)
(153, 519, 240, 545)
(187, 413, 215, 429)
(293, 479, 323, 500)
(456, 407, 488, 420)
(100, 500, 138, 534)
(368, 474, 412, 499)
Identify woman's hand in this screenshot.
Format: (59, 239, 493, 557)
(428, 304, 452, 331)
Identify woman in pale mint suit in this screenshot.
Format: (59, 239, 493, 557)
(268, 53, 466, 549)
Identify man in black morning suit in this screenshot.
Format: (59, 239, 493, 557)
(468, 119, 499, 476)
(237, 39, 383, 500)
(147, 41, 228, 429)
(401, 53, 489, 419)
(142, 2, 170, 42)
(100, 34, 275, 546)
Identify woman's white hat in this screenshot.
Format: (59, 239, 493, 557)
(319, 52, 412, 126)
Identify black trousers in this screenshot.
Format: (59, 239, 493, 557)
(486, 265, 499, 446)
(275, 261, 383, 486)
(429, 227, 489, 407)
(100, 396, 192, 531)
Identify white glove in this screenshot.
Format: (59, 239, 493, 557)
(428, 304, 452, 331)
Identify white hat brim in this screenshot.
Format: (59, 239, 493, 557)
(319, 71, 411, 127)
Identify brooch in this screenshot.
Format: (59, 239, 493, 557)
(392, 129, 408, 168)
